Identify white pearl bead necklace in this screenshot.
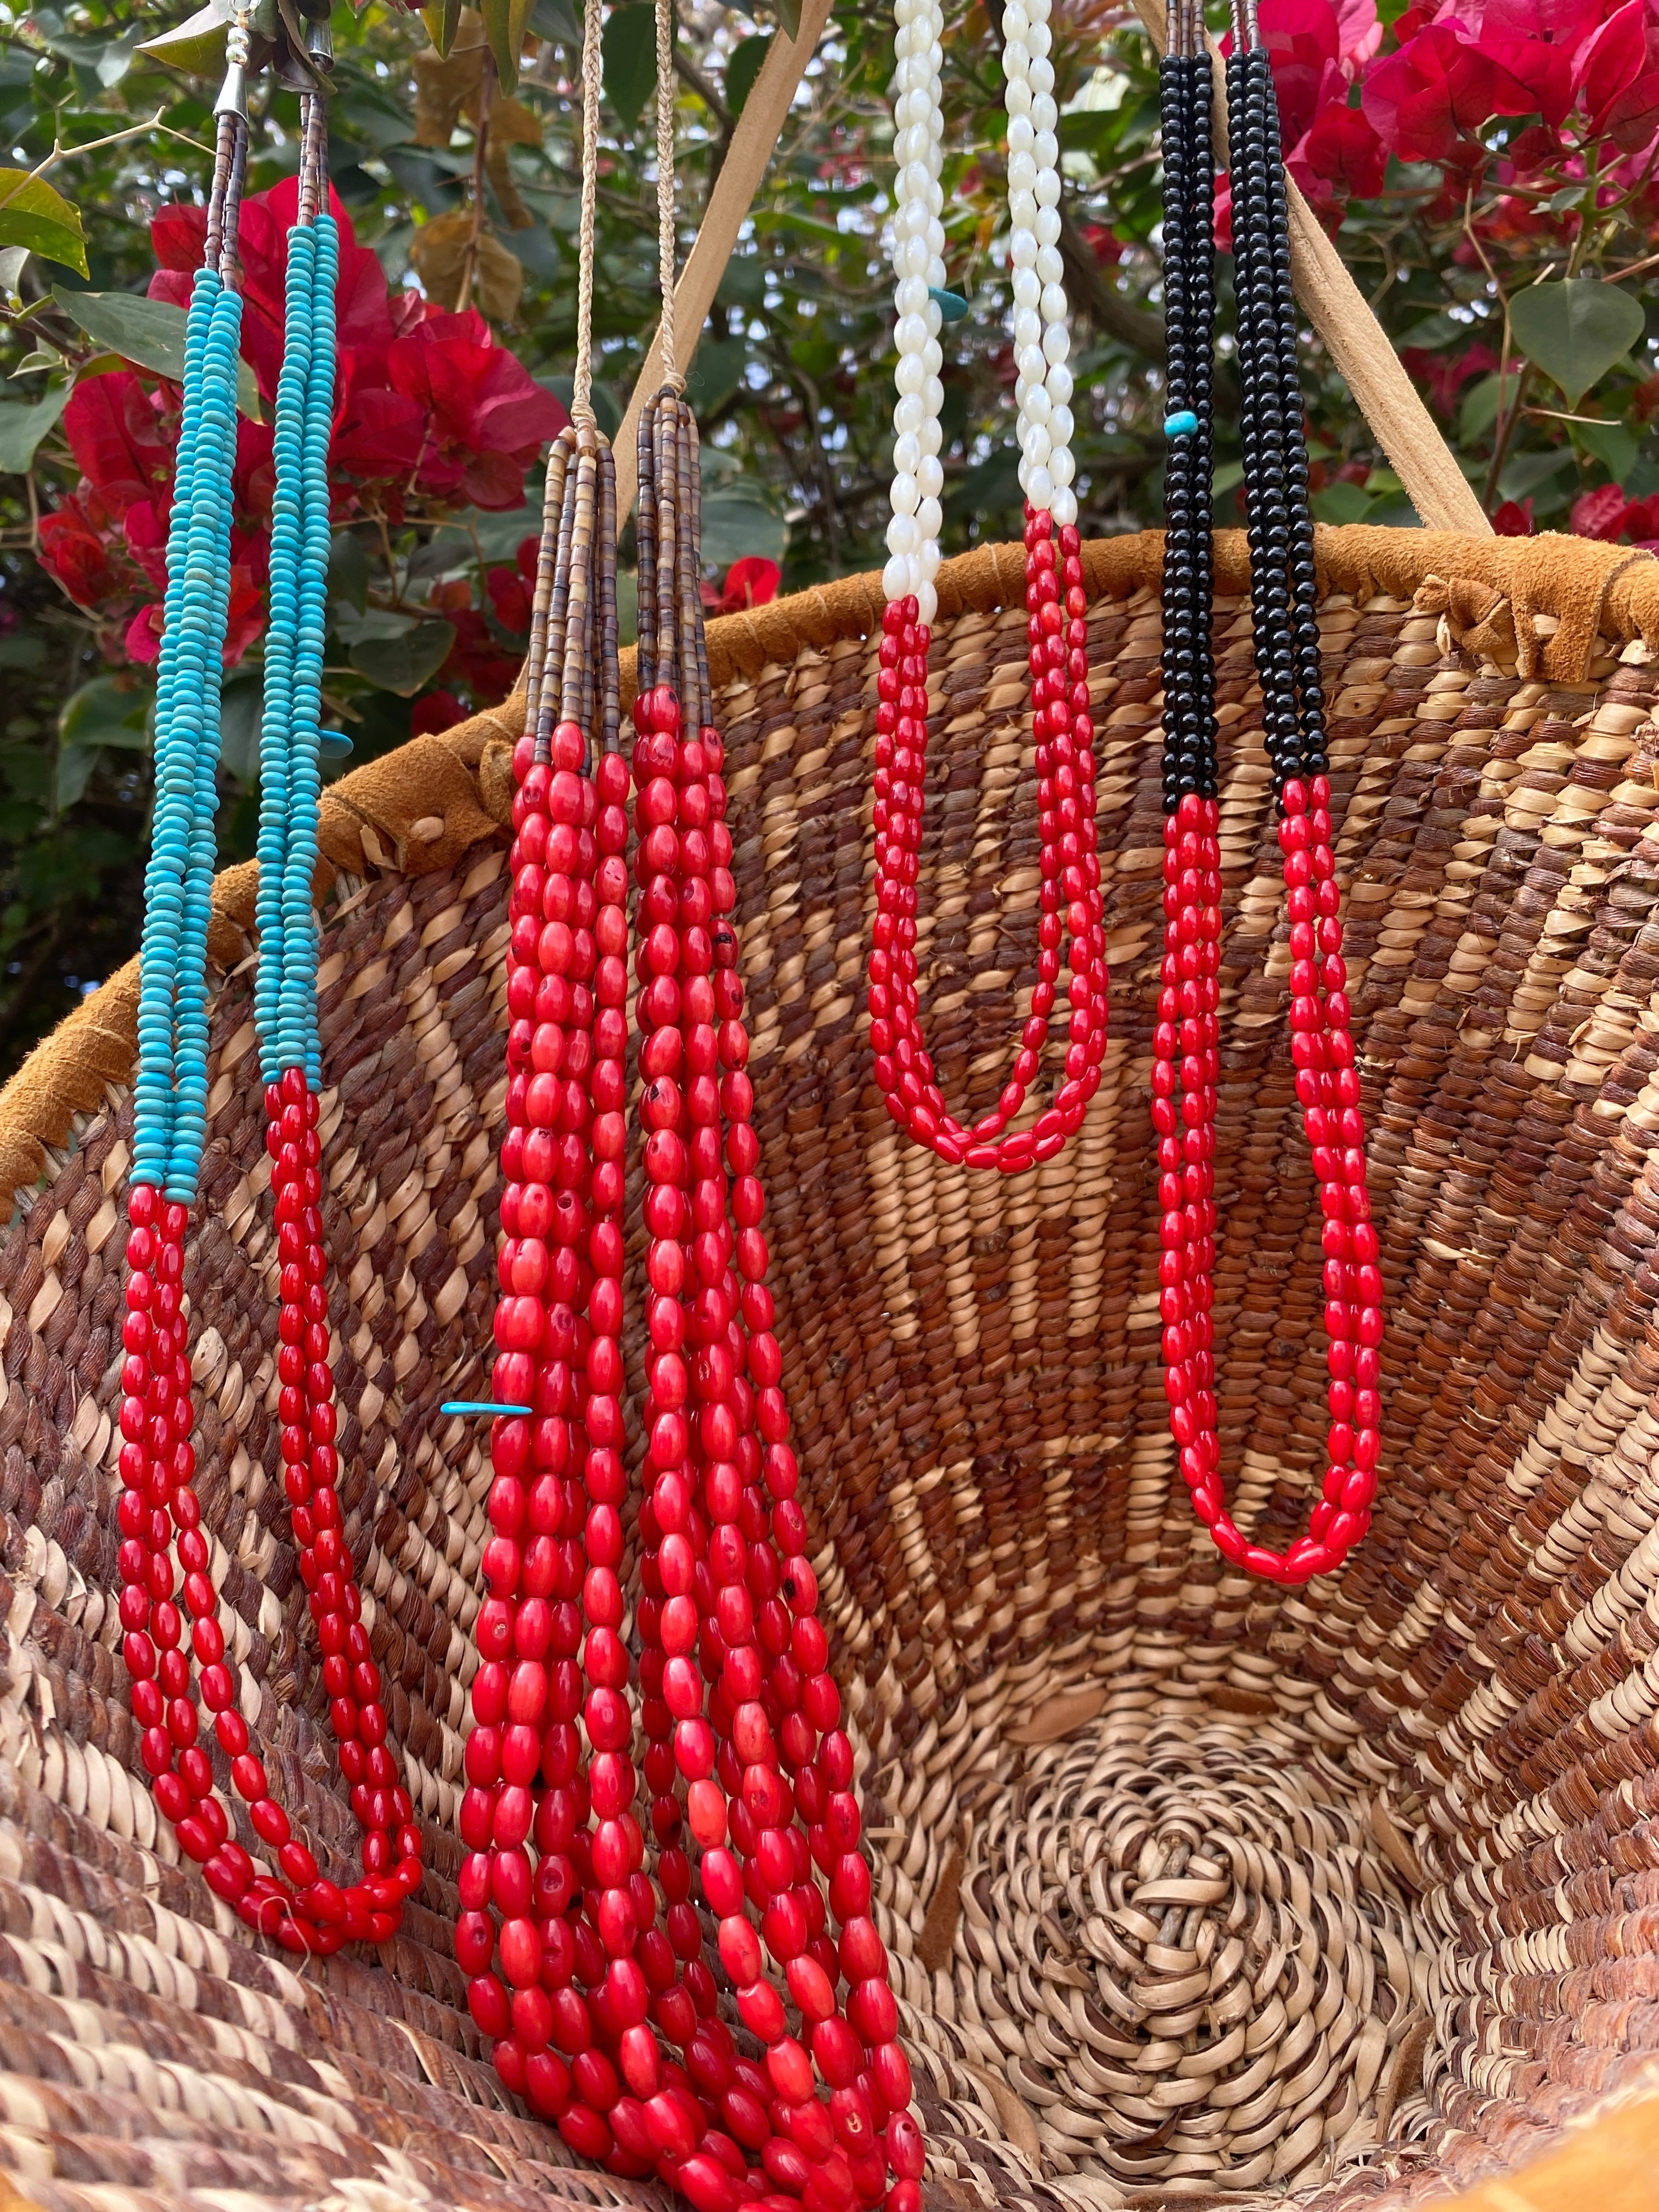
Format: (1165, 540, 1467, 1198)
(1002, 0, 1075, 526)
(884, 0, 1077, 623)
(884, 0, 946, 625)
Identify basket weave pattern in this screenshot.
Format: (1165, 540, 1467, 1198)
(1, 532, 1659, 2209)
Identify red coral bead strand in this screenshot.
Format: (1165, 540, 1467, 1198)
(1155, 779, 1380, 1583)
(870, 512, 1107, 1172)
(695, 708, 927, 2212)
(117, 1084, 421, 1953)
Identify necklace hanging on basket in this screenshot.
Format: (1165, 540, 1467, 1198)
(1154, 0, 1382, 1584)
(867, 0, 1109, 1173)
(460, 6, 921, 2205)
(116, 13, 423, 1948)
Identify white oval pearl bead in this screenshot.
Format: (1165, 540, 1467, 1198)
(1045, 362, 1073, 405)
(917, 495, 941, 537)
(1007, 149, 1037, 191)
(896, 313, 928, 354)
(917, 454, 943, 498)
(1023, 383, 1051, 426)
(1035, 169, 1060, 206)
(1010, 190, 1037, 233)
(1018, 343, 1046, 383)
(1006, 75, 1032, 114)
(1049, 402, 1074, 447)
(1027, 463, 1054, 509)
(1012, 267, 1040, 308)
(923, 374, 943, 414)
(892, 471, 919, 516)
(887, 512, 918, 557)
(895, 275, 927, 317)
(1035, 206, 1061, 247)
(1051, 447, 1074, 488)
(919, 417, 941, 453)
(1043, 323, 1069, 365)
(1030, 55, 1054, 91)
(1036, 244, 1062, 286)
(1032, 93, 1057, 131)
(1024, 424, 1051, 467)
(1053, 486, 1077, 527)
(1013, 307, 1041, 349)
(917, 579, 938, 625)
(1008, 114, 1034, 152)
(894, 431, 921, 476)
(919, 542, 940, 579)
(1034, 131, 1058, 170)
(921, 337, 941, 375)
(1040, 283, 1068, 326)
(1011, 233, 1038, 271)
(1003, 0, 1029, 34)
(896, 353, 926, 395)
(883, 552, 910, 600)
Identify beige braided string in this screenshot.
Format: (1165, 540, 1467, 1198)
(655, 0, 683, 390)
(572, 0, 603, 425)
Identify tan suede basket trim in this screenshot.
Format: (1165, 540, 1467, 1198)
(0, 524, 1649, 1224)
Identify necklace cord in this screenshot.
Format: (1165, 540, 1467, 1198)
(654, 0, 684, 392)
(572, 0, 602, 424)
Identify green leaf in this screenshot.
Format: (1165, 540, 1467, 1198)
(1498, 444, 1576, 503)
(602, 3, 657, 128)
(0, 380, 69, 473)
(1310, 479, 1374, 525)
(481, 0, 537, 92)
(1574, 417, 1640, 486)
(52, 289, 263, 419)
(775, 0, 800, 38)
(699, 484, 787, 568)
(328, 531, 371, 615)
(725, 33, 770, 116)
(0, 244, 28, 298)
(687, 336, 747, 421)
(136, 0, 240, 77)
(1459, 370, 1519, 446)
(59, 674, 149, 751)
(530, 0, 583, 43)
(422, 0, 464, 55)
(0, 170, 87, 276)
(1508, 279, 1646, 408)
(351, 620, 457, 695)
(53, 743, 97, 815)
(218, 676, 263, 784)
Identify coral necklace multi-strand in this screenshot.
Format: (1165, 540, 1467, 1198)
(457, 4, 920, 2205)
(1154, 0, 1381, 1583)
(117, 30, 421, 1949)
(871, 0, 1107, 1170)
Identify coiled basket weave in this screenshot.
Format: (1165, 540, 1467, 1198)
(7, 527, 1659, 2212)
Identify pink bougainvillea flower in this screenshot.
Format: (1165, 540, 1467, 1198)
(411, 687, 466, 738)
(716, 557, 782, 614)
(1362, 23, 1538, 163)
(61, 373, 173, 521)
(1397, 339, 1498, 414)
(387, 311, 567, 510)
(38, 488, 136, 611)
(486, 538, 541, 636)
(1491, 497, 1536, 533)
(1295, 101, 1389, 197)
(1570, 482, 1634, 538)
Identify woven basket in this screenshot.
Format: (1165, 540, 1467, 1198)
(7, 524, 1659, 2212)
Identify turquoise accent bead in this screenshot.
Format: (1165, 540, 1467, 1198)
(1164, 409, 1200, 438)
(929, 286, 968, 323)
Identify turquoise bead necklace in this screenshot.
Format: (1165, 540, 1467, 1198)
(116, 13, 423, 1955)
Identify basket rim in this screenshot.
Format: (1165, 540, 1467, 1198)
(0, 520, 1651, 1232)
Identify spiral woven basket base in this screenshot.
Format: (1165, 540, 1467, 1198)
(7, 527, 1659, 2212)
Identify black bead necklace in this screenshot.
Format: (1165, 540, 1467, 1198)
(1152, 0, 1384, 1586)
